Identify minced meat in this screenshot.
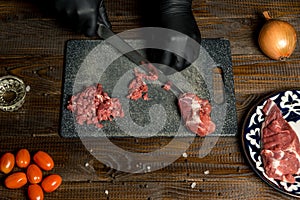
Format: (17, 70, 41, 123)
(67, 84, 124, 128)
(127, 62, 158, 101)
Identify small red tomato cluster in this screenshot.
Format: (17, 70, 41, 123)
(0, 149, 62, 200)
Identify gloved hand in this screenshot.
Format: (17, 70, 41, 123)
(150, 0, 201, 75)
(54, 0, 111, 37)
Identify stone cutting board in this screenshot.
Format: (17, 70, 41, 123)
(60, 39, 237, 138)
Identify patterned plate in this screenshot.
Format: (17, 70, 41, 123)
(242, 90, 300, 198)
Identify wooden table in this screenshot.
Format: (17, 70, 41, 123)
(0, 0, 300, 199)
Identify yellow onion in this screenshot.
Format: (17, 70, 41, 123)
(258, 11, 297, 61)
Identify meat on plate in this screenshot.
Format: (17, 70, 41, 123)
(260, 99, 300, 183)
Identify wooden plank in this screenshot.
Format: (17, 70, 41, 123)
(0, 178, 291, 200)
(0, 136, 244, 181)
(0, 1, 299, 56)
(0, 177, 293, 200)
(0, 138, 293, 197)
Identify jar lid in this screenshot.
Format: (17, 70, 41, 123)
(0, 75, 26, 111)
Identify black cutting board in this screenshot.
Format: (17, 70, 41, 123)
(60, 39, 237, 138)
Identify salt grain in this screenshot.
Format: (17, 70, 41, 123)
(182, 152, 188, 158)
(136, 163, 142, 168)
(26, 85, 30, 92)
(85, 162, 89, 167)
(204, 170, 210, 175)
(146, 165, 151, 172)
(190, 182, 197, 188)
(104, 190, 109, 195)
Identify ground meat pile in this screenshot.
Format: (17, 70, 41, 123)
(127, 62, 158, 101)
(67, 84, 124, 128)
(178, 93, 216, 136)
(260, 99, 300, 183)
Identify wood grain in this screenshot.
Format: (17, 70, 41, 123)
(0, 0, 300, 199)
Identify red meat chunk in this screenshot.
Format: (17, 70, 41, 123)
(260, 99, 300, 183)
(178, 93, 215, 136)
(127, 62, 158, 101)
(162, 81, 172, 91)
(67, 84, 124, 128)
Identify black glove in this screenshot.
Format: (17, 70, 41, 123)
(54, 0, 111, 37)
(150, 0, 201, 75)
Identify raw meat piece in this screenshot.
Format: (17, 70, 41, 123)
(127, 62, 158, 101)
(260, 99, 300, 183)
(127, 68, 149, 101)
(178, 93, 215, 136)
(67, 84, 124, 128)
(162, 81, 172, 91)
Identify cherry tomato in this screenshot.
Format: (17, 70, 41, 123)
(41, 174, 62, 193)
(0, 152, 15, 174)
(16, 149, 31, 168)
(33, 151, 54, 171)
(28, 184, 44, 200)
(27, 164, 43, 184)
(4, 172, 27, 189)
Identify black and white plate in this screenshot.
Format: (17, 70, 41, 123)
(242, 90, 300, 198)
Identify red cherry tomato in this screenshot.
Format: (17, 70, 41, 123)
(0, 152, 15, 174)
(16, 149, 31, 168)
(33, 151, 54, 171)
(27, 164, 43, 184)
(5, 172, 27, 189)
(41, 174, 62, 193)
(28, 184, 44, 200)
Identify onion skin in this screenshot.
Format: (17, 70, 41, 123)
(258, 11, 297, 61)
